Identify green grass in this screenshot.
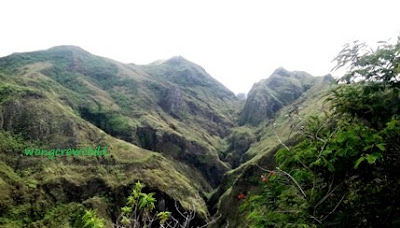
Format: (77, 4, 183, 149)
(0, 46, 335, 227)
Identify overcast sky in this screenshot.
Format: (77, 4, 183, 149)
(1, 0, 399, 94)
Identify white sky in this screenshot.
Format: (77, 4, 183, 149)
(0, 0, 399, 94)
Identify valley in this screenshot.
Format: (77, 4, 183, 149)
(0, 43, 398, 227)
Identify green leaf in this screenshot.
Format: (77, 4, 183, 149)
(157, 211, 171, 224)
(121, 206, 132, 214)
(376, 143, 385, 151)
(365, 154, 377, 164)
(310, 158, 320, 167)
(322, 157, 335, 172)
(354, 157, 365, 169)
(121, 216, 130, 226)
(363, 144, 373, 151)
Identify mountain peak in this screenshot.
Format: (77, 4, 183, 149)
(149, 56, 190, 66)
(272, 67, 291, 77)
(47, 45, 91, 56)
(240, 68, 319, 125)
(164, 55, 190, 65)
(322, 74, 334, 82)
(270, 67, 315, 81)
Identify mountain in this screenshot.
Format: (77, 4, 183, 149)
(209, 71, 334, 227)
(240, 67, 318, 125)
(0, 46, 241, 226)
(0, 46, 333, 227)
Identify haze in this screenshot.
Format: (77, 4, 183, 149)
(1, 0, 399, 94)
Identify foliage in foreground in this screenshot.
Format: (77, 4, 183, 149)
(242, 37, 400, 227)
(115, 181, 218, 228)
(75, 209, 105, 228)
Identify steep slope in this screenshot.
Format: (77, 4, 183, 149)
(240, 67, 317, 125)
(0, 46, 239, 226)
(143, 56, 238, 136)
(1, 46, 240, 187)
(210, 70, 335, 227)
(0, 81, 207, 226)
(0, 46, 336, 227)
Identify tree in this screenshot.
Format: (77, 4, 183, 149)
(115, 181, 162, 228)
(332, 37, 400, 86)
(115, 181, 220, 228)
(242, 37, 400, 227)
(330, 37, 400, 126)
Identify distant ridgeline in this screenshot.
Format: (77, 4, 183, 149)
(0, 45, 335, 227)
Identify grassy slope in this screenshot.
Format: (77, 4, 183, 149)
(0, 46, 239, 186)
(239, 68, 317, 125)
(0, 96, 206, 227)
(209, 74, 335, 227)
(0, 47, 238, 226)
(0, 46, 335, 227)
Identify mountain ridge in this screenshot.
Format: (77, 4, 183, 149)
(0, 45, 333, 227)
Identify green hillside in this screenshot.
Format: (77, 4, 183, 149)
(209, 70, 335, 227)
(0, 46, 240, 226)
(1, 41, 398, 227)
(211, 39, 400, 227)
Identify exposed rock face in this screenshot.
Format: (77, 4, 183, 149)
(223, 127, 255, 168)
(1, 98, 78, 148)
(240, 67, 316, 125)
(136, 126, 229, 187)
(159, 86, 188, 119)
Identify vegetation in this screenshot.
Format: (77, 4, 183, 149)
(115, 181, 172, 227)
(1, 36, 398, 228)
(239, 68, 317, 125)
(76, 210, 106, 228)
(223, 127, 256, 167)
(241, 38, 400, 227)
(78, 105, 137, 142)
(0, 49, 210, 226)
(116, 181, 220, 228)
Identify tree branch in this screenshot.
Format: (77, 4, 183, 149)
(276, 167, 307, 199)
(322, 194, 345, 221)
